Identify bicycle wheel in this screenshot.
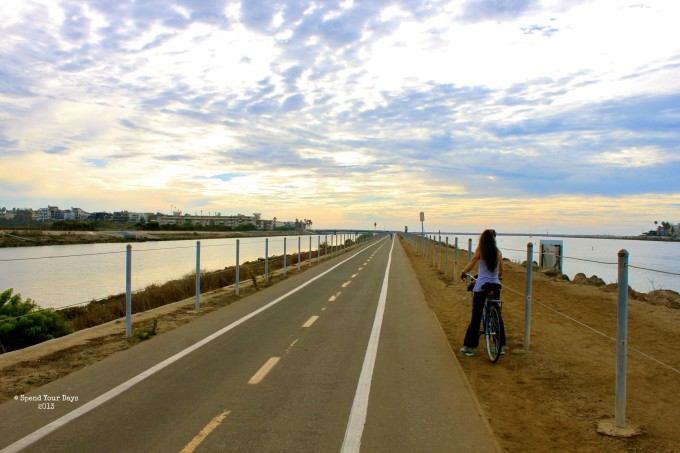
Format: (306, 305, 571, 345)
(485, 303, 502, 363)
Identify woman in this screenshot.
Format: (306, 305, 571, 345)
(459, 229, 505, 356)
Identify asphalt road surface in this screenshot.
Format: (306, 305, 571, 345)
(0, 235, 499, 453)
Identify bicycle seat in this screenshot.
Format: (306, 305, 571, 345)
(481, 282, 502, 296)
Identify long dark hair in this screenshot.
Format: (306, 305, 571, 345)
(479, 229, 499, 272)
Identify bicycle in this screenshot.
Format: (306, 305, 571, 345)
(465, 275, 505, 363)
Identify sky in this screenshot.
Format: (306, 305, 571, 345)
(1, 0, 679, 235)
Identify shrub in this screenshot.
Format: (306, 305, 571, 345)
(0, 289, 73, 353)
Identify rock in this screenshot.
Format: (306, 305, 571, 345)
(542, 268, 560, 277)
(555, 273, 570, 282)
(572, 273, 588, 284)
(522, 260, 539, 270)
(586, 275, 606, 287)
(645, 290, 680, 309)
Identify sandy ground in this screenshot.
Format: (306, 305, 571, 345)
(2, 237, 679, 452)
(401, 237, 680, 452)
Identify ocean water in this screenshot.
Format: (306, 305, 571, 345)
(417, 233, 680, 294)
(1, 233, 677, 310)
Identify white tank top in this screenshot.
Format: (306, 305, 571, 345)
(473, 256, 500, 292)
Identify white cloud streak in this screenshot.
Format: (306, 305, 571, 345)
(0, 0, 679, 233)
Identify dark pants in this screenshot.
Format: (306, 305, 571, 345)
(463, 290, 506, 348)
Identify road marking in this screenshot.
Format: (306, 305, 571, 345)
(351, 273, 358, 278)
(342, 281, 351, 288)
(328, 291, 341, 302)
(248, 357, 280, 385)
(358, 267, 363, 271)
(180, 410, 230, 453)
(284, 339, 299, 355)
(1, 237, 389, 453)
(341, 236, 395, 453)
(302, 315, 319, 328)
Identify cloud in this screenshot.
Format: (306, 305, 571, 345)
(1, 0, 679, 233)
(45, 145, 69, 155)
(459, 0, 538, 22)
(596, 147, 679, 168)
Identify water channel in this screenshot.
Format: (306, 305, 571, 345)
(1, 233, 678, 310)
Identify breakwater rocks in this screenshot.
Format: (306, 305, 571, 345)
(522, 261, 680, 309)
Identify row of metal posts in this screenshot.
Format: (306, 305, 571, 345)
(410, 232, 630, 429)
(125, 232, 369, 334)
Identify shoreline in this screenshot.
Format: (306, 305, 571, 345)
(2, 229, 677, 249)
(0, 229, 312, 248)
(424, 232, 678, 242)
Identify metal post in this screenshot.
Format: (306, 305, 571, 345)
(298, 236, 301, 272)
(196, 241, 201, 312)
(125, 244, 132, 338)
(616, 249, 629, 428)
(431, 235, 435, 267)
(454, 237, 458, 285)
(283, 237, 287, 276)
(466, 238, 472, 285)
(309, 236, 312, 265)
(265, 238, 269, 282)
(317, 236, 321, 264)
(445, 237, 449, 276)
(235, 239, 240, 296)
(524, 242, 533, 349)
(438, 233, 441, 271)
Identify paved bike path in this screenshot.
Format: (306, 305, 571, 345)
(0, 237, 500, 452)
(359, 237, 500, 452)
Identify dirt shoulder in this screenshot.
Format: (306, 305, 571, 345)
(400, 236, 680, 452)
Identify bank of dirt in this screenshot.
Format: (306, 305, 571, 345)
(0, 229, 305, 248)
(400, 236, 680, 452)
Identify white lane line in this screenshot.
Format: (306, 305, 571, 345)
(329, 291, 341, 302)
(248, 357, 280, 385)
(358, 267, 363, 271)
(351, 273, 358, 278)
(341, 236, 395, 453)
(180, 410, 230, 453)
(302, 315, 319, 328)
(1, 239, 389, 453)
(342, 281, 351, 288)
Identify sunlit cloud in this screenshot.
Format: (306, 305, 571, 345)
(596, 147, 679, 168)
(0, 0, 679, 234)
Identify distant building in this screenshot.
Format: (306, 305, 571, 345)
(157, 212, 277, 230)
(36, 206, 61, 222)
(89, 211, 114, 222)
(129, 212, 152, 224)
(113, 211, 130, 223)
(62, 207, 89, 221)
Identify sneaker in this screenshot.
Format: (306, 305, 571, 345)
(500, 346, 506, 355)
(459, 346, 474, 356)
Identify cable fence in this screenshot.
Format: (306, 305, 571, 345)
(0, 233, 377, 327)
(402, 232, 680, 430)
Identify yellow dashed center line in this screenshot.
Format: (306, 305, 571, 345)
(180, 410, 231, 453)
(248, 357, 280, 385)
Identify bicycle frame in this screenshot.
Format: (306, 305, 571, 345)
(480, 284, 503, 363)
